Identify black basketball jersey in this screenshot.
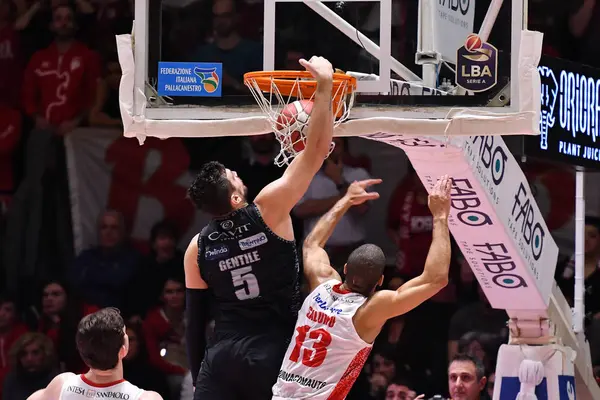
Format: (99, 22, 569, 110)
(197, 203, 301, 334)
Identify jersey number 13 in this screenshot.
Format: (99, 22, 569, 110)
(289, 326, 332, 367)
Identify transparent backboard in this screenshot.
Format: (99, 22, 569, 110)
(135, 0, 524, 120)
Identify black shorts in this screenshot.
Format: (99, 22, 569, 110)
(194, 332, 290, 400)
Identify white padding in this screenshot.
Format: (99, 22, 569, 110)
(494, 344, 576, 400)
(116, 30, 545, 140)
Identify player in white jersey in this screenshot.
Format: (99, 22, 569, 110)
(273, 175, 452, 399)
(27, 308, 163, 400)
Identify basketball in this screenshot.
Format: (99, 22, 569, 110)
(276, 100, 313, 152)
(465, 34, 483, 51)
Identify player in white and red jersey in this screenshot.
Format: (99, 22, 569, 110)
(27, 308, 163, 400)
(273, 175, 452, 399)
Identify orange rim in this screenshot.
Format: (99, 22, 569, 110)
(244, 70, 357, 98)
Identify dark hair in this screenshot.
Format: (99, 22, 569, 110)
(150, 220, 179, 244)
(187, 161, 233, 216)
(345, 244, 386, 296)
(387, 377, 413, 389)
(586, 216, 600, 233)
(450, 353, 486, 380)
(0, 292, 17, 308)
(76, 308, 125, 371)
(52, 2, 77, 18)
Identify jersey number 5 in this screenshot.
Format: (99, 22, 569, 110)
(231, 266, 260, 300)
(289, 326, 332, 367)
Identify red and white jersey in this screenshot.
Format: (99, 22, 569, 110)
(59, 373, 144, 400)
(272, 280, 372, 400)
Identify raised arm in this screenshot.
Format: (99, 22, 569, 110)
(255, 56, 334, 229)
(356, 175, 452, 338)
(303, 179, 381, 292)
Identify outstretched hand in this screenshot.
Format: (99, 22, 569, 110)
(299, 56, 334, 83)
(428, 174, 452, 220)
(344, 179, 382, 206)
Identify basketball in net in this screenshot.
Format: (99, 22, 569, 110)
(276, 100, 313, 152)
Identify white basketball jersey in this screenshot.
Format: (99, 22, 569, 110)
(59, 373, 144, 400)
(272, 280, 372, 400)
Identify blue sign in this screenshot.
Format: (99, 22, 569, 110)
(157, 62, 222, 97)
(499, 377, 549, 399)
(525, 56, 600, 170)
(558, 375, 576, 400)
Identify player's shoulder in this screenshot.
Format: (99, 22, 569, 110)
(31, 373, 75, 398)
(139, 390, 164, 400)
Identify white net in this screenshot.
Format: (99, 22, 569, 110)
(244, 73, 356, 167)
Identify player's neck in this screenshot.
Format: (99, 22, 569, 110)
(84, 364, 124, 385)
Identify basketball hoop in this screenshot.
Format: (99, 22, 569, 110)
(244, 70, 357, 167)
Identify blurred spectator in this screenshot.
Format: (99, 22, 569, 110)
(447, 353, 487, 400)
(486, 372, 495, 399)
(69, 210, 141, 310)
(387, 164, 431, 278)
(122, 324, 171, 399)
(128, 220, 184, 319)
(89, 0, 133, 55)
(0, 293, 28, 397)
(457, 331, 501, 376)
(236, 134, 283, 202)
(294, 137, 372, 272)
(0, 105, 22, 215)
(569, 0, 600, 67)
(558, 216, 600, 365)
(89, 48, 123, 128)
(367, 372, 389, 400)
(36, 279, 98, 372)
(191, 0, 262, 94)
(4, 3, 100, 291)
(2, 332, 58, 399)
(447, 287, 508, 362)
(385, 379, 417, 400)
(143, 276, 188, 399)
(557, 216, 600, 318)
(0, 0, 23, 107)
(22, 3, 99, 133)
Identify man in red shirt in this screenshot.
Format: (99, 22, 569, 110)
(22, 3, 100, 132)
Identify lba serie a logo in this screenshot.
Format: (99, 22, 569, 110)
(456, 34, 498, 92)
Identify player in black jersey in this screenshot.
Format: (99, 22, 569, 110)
(184, 56, 335, 400)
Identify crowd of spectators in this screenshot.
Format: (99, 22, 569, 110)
(1, 0, 600, 398)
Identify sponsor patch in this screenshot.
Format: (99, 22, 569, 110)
(238, 232, 268, 250)
(205, 244, 229, 260)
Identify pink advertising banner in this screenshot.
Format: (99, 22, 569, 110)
(362, 134, 558, 312)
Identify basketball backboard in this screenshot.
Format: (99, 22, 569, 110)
(131, 0, 526, 122)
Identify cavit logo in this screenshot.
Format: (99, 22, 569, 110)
(238, 232, 268, 250)
(208, 223, 252, 241)
(538, 65, 559, 150)
(220, 220, 234, 230)
(205, 244, 229, 260)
